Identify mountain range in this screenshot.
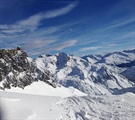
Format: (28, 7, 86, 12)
(0, 47, 135, 120)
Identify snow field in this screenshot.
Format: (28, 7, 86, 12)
(57, 93, 135, 120)
(0, 91, 61, 120)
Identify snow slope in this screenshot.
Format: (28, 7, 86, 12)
(1, 90, 135, 120)
(2, 81, 86, 97)
(1, 91, 61, 120)
(0, 81, 86, 120)
(58, 93, 135, 120)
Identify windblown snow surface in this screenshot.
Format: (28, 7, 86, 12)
(0, 49, 135, 120)
(1, 86, 135, 120)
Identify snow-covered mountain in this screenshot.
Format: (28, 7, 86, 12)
(82, 49, 135, 65)
(0, 48, 135, 120)
(35, 50, 135, 95)
(82, 49, 135, 82)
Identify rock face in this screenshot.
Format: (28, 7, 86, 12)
(0, 47, 56, 90)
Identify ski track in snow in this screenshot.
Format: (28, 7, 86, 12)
(56, 94, 135, 120)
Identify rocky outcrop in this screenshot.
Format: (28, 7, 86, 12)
(0, 47, 56, 90)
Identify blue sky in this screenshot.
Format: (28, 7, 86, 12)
(0, 0, 134, 57)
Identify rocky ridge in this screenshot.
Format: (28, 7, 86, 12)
(0, 47, 56, 89)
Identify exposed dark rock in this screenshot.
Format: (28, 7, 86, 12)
(56, 52, 70, 69)
(0, 47, 56, 90)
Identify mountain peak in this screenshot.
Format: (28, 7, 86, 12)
(0, 47, 26, 58)
(0, 47, 56, 90)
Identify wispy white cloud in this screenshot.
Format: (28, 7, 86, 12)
(0, 2, 78, 35)
(80, 46, 101, 52)
(29, 40, 77, 56)
(0, 20, 81, 56)
(46, 40, 77, 51)
(106, 44, 117, 47)
(105, 19, 135, 30)
(43, 2, 78, 19)
(23, 39, 56, 50)
(113, 32, 135, 40)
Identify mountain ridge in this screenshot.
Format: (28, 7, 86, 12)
(1, 47, 134, 95)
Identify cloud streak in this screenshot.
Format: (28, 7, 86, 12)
(46, 40, 77, 51)
(0, 2, 78, 35)
(80, 46, 101, 52)
(105, 19, 135, 30)
(23, 39, 56, 50)
(29, 40, 77, 56)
